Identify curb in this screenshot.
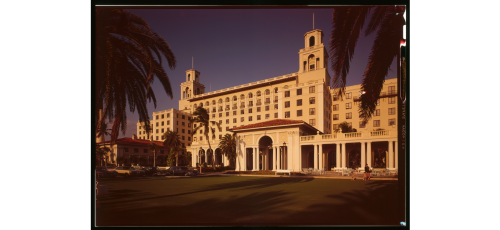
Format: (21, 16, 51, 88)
(209, 174, 398, 180)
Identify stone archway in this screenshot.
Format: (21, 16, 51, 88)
(348, 149, 361, 169)
(258, 136, 273, 170)
(215, 148, 223, 167)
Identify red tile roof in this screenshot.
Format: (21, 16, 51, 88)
(97, 138, 164, 147)
(230, 119, 312, 131)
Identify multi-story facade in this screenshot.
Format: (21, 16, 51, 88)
(182, 28, 399, 172)
(97, 27, 400, 171)
(136, 108, 193, 149)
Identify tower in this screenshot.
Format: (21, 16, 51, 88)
(297, 29, 329, 84)
(179, 69, 205, 111)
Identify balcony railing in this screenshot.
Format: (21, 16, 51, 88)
(248, 104, 253, 107)
(256, 102, 262, 106)
(299, 130, 395, 143)
(274, 99, 278, 103)
(225, 108, 230, 111)
(232, 106, 238, 109)
(265, 101, 270, 104)
(240, 105, 245, 108)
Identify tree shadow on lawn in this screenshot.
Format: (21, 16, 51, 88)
(96, 190, 293, 226)
(101, 177, 315, 207)
(279, 180, 400, 226)
(96, 180, 399, 226)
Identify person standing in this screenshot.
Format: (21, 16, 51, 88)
(364, 163, 371, 181)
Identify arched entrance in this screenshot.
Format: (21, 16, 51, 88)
(215, 148, 223, 166)
(328, 150, 336, 171)
(206, 149, 214, 167)
(198, 149, 205, 166)
(371, 142, 389, 168)
(258, 136, 273, 170)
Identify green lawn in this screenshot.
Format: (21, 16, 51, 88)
(96, 176, 399, 226)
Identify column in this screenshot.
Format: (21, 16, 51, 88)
(341, 142, 346, 169)
(361, 142, 366, 169)
(395, 141, 398, 169)
(336, 144, 340, 169)
(319, 144, 323, 170)
(279, 147, 282, 170)
(367, 142, 372, 168)
(313, 145, 318, 170)
(273, 146, 277, 170)
(299, 145, 302, 169)
(254, 147, 258, 171)
(389, 141, 394, 169)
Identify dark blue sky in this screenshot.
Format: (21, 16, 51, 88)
(112, 7, 397, 138)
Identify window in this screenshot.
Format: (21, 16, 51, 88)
(161, 121, 164, 126)
(233, 111, 237, 116)
(156, 115, 159, 120)
(285, 101, 290, 108)
(161, 114, 164, 119)
(182, 136, 185, 140)
(240, 95, 245, 100)
(248, 92, 253, 98)
(219, 135, 222, 139)
(182, 122, 185, 126)
(346, 92, 352, 99)
(144, 149, 148, 153)
(212, 100, 216, 105)
(285, 91, 290, 97)
(194, 124, 197, 128)
(274, 104, 278, 109)
(309, 86, 315, 93)
(233, 96, 237, 101)
(200, 136, 203, 140)
(309, 108, 315, 115)
(297, 110, 302, 116)
(139, 126, 141, 129)
(274, 113, 278, 118)
(226, 127, 229, 131)
(233, 118, 237, 123)
(375, 109, 380, 116)
(333, 95, 338, 101)
(225, 97, 230, 102)
(241, 117, 244, 122)
(194, 137, 197, 142)
(188, 130, 191, 134)
(346, 112, 352, 119)
(333, 114, 339, 120)
(389, 118, 396, 126)
(167, 113, 170, 118)
(359, 121, 366, 128)
(182, 115, 185, 119)
(285, 112, 290, 118)
(156, 122, 159, 126)
(265, 114, 270, 119)
(346, 102, 352, 109)
(389, 97, 396, 104)
(249, 116, 253, 121)
(134, 148, 139, 153)
(162, 135, 165, 140)
(274, 87, 278, 93)
(219, 120, 222, 124)
(188, 137, 191, 141)
(297, 88, 302, 95)
(389, 86, 396, 94)
(333, 124, 338, 130)
(309, 97, 315, 104)
(265, 89, 270, 95)
(241, 109, 245, 115)
(257, 115, 261, 120)
(257, 107, 261, 112)
(373, 120, 380, 127)
(265, 98, 270, 104)
(226, 119, 229, 124)
(226, 112, 229, 116)
(388, 108, 396, 115)
(249, 101, 253, 106)
(161, 128, 164, 133)
(256, 91, 261, 96)
(249, 108, 252, 113)
(274, 96, 278, 102)
(257, 99, 262, 106)
(156, 129, 159, 133)
(199, 130, 203, 134)
(226, 105, 230, 110)
(265, 106, 269, 111)
(219, 113, 222, 117)
(297, 99, 302, 106)
(333, 104, 339, 111)
(309, 119, 316, 126)
(182, 129, 185, 133)
(177, 114, 179, 118)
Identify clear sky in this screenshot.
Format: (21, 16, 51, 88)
(105, 7, 397, 139)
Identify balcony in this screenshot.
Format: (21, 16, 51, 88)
(248, 104, 253, 107)
(232, 106, 238, 110)
(265, 101, 270, 105)
(256, 102, 262, 106)
(240, 105, 245, 108)
(225, 108, 230, 111)
(274, 99, 278, 103)
(299, 130, 395, 143)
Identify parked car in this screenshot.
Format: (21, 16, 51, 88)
(114, 166, 145, 177)
(96, 166, 118, 178)
(166, 166, 199, 176)
(142, 166, 170, 176)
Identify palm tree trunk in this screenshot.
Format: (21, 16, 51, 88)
(206, 138, 215, 170)
(154, 150, 156, 167)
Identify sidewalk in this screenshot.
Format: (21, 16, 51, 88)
(196, 171, 398, 180)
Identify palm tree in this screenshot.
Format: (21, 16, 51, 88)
(329, 6, 405, 122)
(96, 8, 177, 144)
(335, 121, 358, 133)
(149, 142, 160, 167)
(96, 122, 113, 165)
(191, 107, 221, 170)
(162, 130, 181, 166)
(218, 133, 237, 169)
(95, 146, 110, 166)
